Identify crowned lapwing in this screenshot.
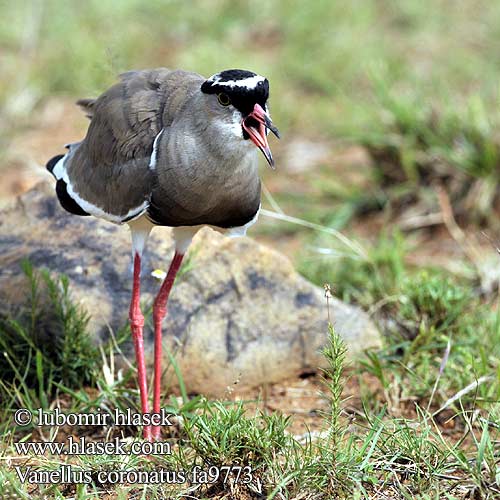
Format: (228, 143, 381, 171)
(46, 68, 280, 441)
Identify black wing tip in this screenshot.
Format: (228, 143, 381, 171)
(55, 179, 90, 216)
(46, 154, 64, 176)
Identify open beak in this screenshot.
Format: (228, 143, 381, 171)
(242, 103, 280, 168)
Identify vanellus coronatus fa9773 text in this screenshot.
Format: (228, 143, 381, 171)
(46, 68, 280, 441)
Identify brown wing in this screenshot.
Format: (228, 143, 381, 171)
(60, 68, 203, 222)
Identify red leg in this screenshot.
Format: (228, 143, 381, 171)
(152, 251, 184, 440)
(129, 252, 152, 442)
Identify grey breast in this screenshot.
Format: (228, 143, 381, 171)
(147, 91, 262, 229)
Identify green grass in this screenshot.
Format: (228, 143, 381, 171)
(1, 270, 500, 498)
(3, 1, 500, 136)
(301, 228, 500, 413)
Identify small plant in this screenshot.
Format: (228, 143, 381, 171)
(321, 323, 348, 462)
(180, 398, 292, 496)
(0, 260, 99, 406)
(315, 323, 353, 494)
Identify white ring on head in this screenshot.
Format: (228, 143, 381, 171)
(209, 74, 266, 89)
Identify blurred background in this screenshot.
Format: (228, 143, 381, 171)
(2, 0, 500, 295)
(5, 4, 500, 494)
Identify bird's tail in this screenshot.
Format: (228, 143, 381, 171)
(76, 98, 96, 119)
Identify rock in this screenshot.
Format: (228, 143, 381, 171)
(0, 182, 381, 396)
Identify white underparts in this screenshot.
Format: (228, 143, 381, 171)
(128, 208, 258, 266)
(225, 205, 260, 238)
(149, 129, 164, 171)
(172, 226, 199, 254)
(169, 211, 260, 253)
(128, 216, 154, 257)
(171, 210, 259, 254)
(54, 155, 148, 224)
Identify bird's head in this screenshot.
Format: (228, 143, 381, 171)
(201, 69, 280, 168)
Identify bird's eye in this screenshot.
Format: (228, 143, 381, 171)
(217, 93, 231, 106)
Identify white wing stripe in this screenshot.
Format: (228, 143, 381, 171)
(149, 129, 164, 171)
(56, 154, 148, 224)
